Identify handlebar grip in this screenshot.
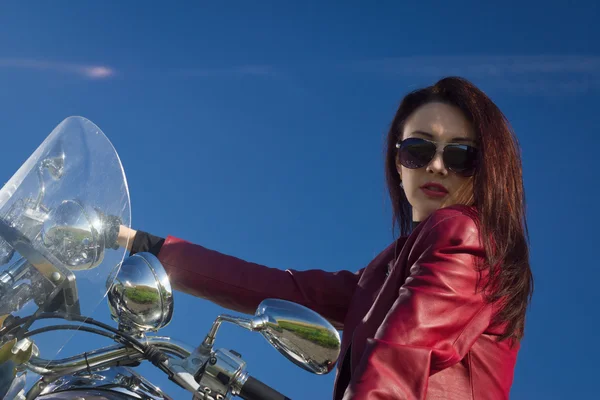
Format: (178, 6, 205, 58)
(239, 375, 291, 400)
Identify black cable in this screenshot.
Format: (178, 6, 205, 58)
(12, 281, 66, 338)
(5, 311, 177, 400)
(2, 312, 144, 350)
(0, 315, 27, 336)
(23, 324, 115, 341)
(24, 324, 116, 376)
(84, 351, 92, 375)
(49, 313, 144, 347)
(54, 313, 170, 372)
(2, 312, 173, 377)
(23, 325, 139, 383)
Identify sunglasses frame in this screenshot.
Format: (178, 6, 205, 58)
(395, 137, 478, 176)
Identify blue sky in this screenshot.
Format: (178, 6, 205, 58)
(1, 1, 599, 398)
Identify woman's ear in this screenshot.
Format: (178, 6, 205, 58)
(395, 157, 402, 178)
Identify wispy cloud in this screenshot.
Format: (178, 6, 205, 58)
(347, 55, 600, 94)
(0, 57, 278, 84)
(0, 58, 116, 79)
(4, 55, 598, 95)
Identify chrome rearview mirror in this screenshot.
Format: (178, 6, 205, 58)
(41, 200, 106, 270)
(106, 252, 174, 334)
(202, 299, 341, 375)
(253, 299, 341, 374)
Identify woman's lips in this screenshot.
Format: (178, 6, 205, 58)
(420, 182, 448, 198)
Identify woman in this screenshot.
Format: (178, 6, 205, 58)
(118, 77, 533, 399)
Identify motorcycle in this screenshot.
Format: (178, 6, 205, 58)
(0, 117, 341, 399)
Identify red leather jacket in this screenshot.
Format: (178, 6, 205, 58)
(156, 205, 519, 399)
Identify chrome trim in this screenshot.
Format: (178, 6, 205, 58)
(38, 366, 170, 400)
(197, 348, 247, 400)
(231, 369, 248, 396)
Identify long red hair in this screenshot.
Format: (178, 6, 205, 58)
(385, 77, 533, 341)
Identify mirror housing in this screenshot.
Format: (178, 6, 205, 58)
(106, 252, 174, 334)
(41, 200, 106, 270)
(203, 299, 341, 375)
(253, 299, 341, 374)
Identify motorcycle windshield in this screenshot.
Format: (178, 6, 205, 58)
(0, 117, 131, 368)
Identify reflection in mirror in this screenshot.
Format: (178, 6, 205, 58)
(254, 299, 341, 375)
(41, 200, 105, 270)
(106, 252, 173, 334)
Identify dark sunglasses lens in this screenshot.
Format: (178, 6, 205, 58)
(398, 138, 436, 169)
(444, 145, 478, 175)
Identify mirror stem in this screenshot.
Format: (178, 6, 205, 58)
(201, 315, 266, 349)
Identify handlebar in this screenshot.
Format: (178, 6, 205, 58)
(239, 376, 291, 400)
(26, 332, 294, 400)
(26, 336, 193, 375)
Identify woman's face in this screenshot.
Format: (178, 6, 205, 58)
(396, 102, 477, 221)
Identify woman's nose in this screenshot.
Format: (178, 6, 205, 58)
(426, 151, 448, 176)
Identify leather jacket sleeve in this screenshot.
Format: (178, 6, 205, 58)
(343, 209, 492, 400)
(157, 237, 363, 328)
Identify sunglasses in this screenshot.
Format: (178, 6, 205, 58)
(395, 137, 478, 176)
